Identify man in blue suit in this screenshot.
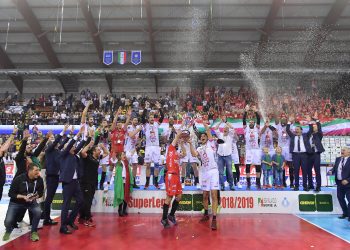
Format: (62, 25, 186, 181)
(307, 115, 325, 192)
(59, 126, 86, 234)
(329, 147, 350, 220)
(43, 124, 71, 226)
(286, 115, 312, 191)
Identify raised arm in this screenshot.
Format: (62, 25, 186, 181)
(80, 138, 94, 159)
(0, 127, 17, 156)
(286, 115, 295, 137)
(110, 106, 122, 131)
(189, 140, 199, 158)
(81, 100, 92, 124)
(124, 107, 132, 130)
(33, 131, 52, 157)
(99, 143, 109, 158)
(46, 124, 69, 153)
(15, 130, 30, 161)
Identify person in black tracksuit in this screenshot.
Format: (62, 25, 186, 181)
(43, 125, 71, 226)
(79, 133, 109, 227)
(0, 128, 17, 201)
(15, 130, 50, 226)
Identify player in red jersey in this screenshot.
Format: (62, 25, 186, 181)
(110, 107, 131, 156)
(161, 130, 187, 228)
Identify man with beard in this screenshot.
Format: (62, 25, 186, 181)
(189, 123, 219, 230)
(141, 101, 164, 189)
(81, 100, 95, 141)
(105, 107, 132, 190)
(275, 115, 294, 188)
(124, 116, 142, 189)
(243, 105, 261, 190)
(161, 131, 187, 228)
(79, 137, 109, 227)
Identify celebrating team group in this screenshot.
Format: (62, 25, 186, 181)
(1, 101, 326, 241)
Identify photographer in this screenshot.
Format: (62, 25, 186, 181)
(3, 164, 44, 242)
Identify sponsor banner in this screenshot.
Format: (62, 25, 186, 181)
(83, 190, 342, 214)
(298, 194, 333, 212)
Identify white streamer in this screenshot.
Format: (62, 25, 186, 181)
(4, 21, 10, 51)
(59, 0, 64, 46)
(98, 0, 102, 32)
(53, 0, 60, 43)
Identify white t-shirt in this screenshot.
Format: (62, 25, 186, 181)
(260, 127, 274, 150)
(144, 123, 160, 147)
(197, 140, 218, 172)
(276, 123, 291, 148)
(216, 130, 233, 156)
(244, 126, 260, 150)
(124, 125, 139, 151)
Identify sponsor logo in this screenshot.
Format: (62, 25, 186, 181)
(315, 194, 333, 212)
(281, 197, 290, 208)
(178, 194, 193, 211)
(128, 197, 166, 209)
(299, 194, 333, 212)
(258, 197, 277, 208)
(299, 194, 316, 212)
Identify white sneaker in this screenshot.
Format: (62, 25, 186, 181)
(237, 183, 242, 189)
(181, 183, 185, 189)
(196, 183, 201, 189)
(160, 183, 166, 190)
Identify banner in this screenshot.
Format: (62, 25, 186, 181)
(82, 190, 341, 214)
(5, 163, 15, 185)
(103, 50, 113, 65)
(117, 51, 127, 65)
(131, 50, 141, 65)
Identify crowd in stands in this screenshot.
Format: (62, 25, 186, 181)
(0, 80, 349, 129)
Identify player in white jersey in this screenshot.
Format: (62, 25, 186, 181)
(275, 116, 294, 188)
(259, 120, 277, 155)
(243, 105, 261, 190)
(141, 101, 164, 189)
(178, 119, 200, 189)
(80, 100, 96, 141)
(189, 123, 219, 231)
(124, 117, 142, 188)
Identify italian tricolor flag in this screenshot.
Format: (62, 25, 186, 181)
(117, 51, 127, 65)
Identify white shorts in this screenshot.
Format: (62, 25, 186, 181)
(201, 169, 220, 191)
(282, 146, 292, 162)
(144, 146, 161, 164)
(245, 149, 261, 165)
(126, 150, 138, 164)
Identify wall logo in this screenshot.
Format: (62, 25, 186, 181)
(102, 196, 114, 207)
(281, 197, 290, 208)
(258, 197, 277, 208)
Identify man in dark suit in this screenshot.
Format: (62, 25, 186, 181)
(59, 126, 86, 234)
(286, 115, 312, 191)
(43, 124, 70, 226)
(329, 147, 350, 220)
(307, 115, 325, 192)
